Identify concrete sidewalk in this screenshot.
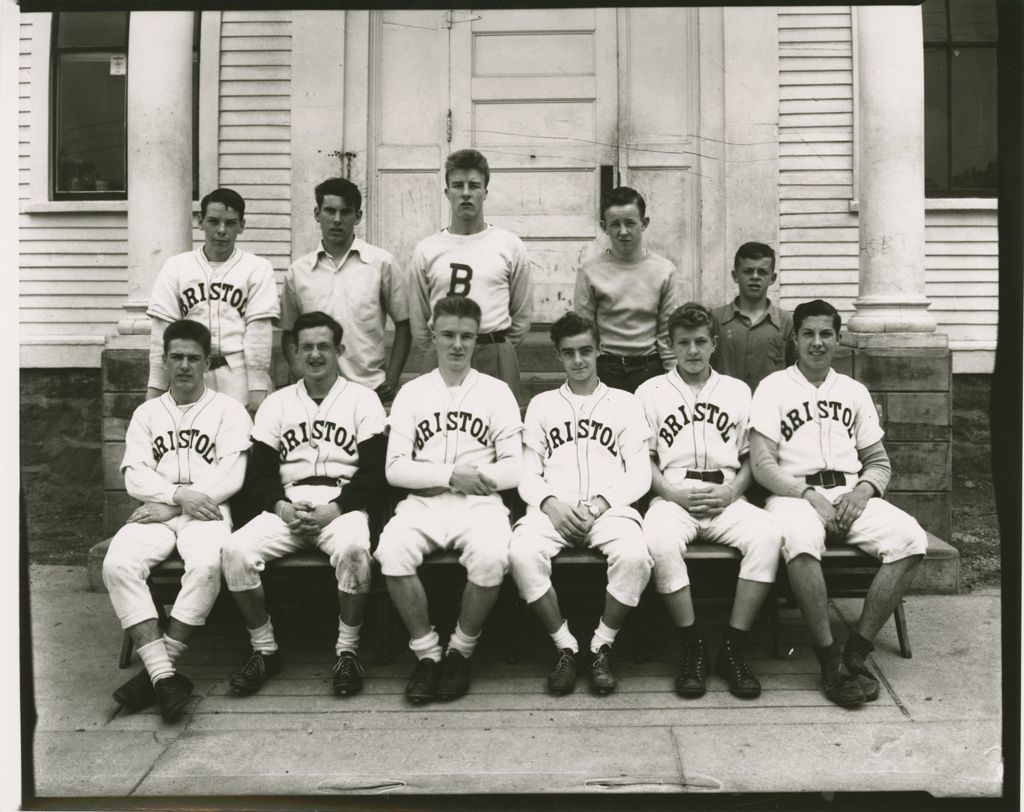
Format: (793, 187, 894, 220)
(27, 564, 1002, 801)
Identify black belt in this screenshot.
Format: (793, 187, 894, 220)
(476, 330, 507, 344)
(208, 353, 228, 370)
(685, 469, 724, 484)
(293, 476, 340, 487)
(598, 352, 661, 368)
(805, 470, 848, 488)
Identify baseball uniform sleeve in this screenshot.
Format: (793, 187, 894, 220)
(189, 452, 247, 504)
(617, 394, 653, 461)
(244, 258, 281, 323)
(852, 384, 885, 449)
(506, 240, 533, 345)
(146, 259, 181, 323)
(749, 430, 808, 499)
(278, 264, 301, 333)
(748, 377, 781, 443)
(243, 317, 274, 393)
(251, 392, 283, 450)
(355, 388, 388, 442)
(599, 443, 652, 508)
(335, 432, 388, 516)
(147, 317, 170, 391)
(120, 406, 178, 504)
(385, 387, 454, 489)
(477, 383, 524, 489)
(243, 440, 288, 512)
(516, 444, 555, 508)
(409, 246, 433, 350)
(732, 383, 753, 458)
(634, 380, 661, 453)
(381, 251, 410, 323)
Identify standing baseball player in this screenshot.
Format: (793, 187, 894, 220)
(147, 187, 280, 411)
(409, 148, 533, 401)
(280, 177, 411, 406)
(375, 295, 524, 703)
(573, 186, 681, 394)
(637, 303, 783, 699)
(749, 299, 928, 707)
(711, 242, 796, 393)
(509, 312, 652, 696)
(221, 311, 388, 697)
(104, 320, 252, 721)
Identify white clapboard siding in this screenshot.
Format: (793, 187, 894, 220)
(777, 7, 858, 321)
(217, 10, 292, 280)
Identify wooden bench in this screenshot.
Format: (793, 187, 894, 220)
(89, 534, 916, 669)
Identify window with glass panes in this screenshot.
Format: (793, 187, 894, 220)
(51, 12, 199, 200)
(922, 0, 997, 197)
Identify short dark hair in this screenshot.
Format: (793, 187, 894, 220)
(793, 299, 842, 334)
(163, 319, 211, 357)
(292, 311, 344, 347)
(315, 177, 362, 211)
(445, 149, 490, 188)
(432, 294, 482, 326)
(200, 188, 245, 219)
(733, 241, 776, 271)
(550, 311, 599, 349)
(668, 302, 717, 342)
(600, 186, 646, 220)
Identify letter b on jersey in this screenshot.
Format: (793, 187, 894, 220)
(448, 263, 473, 296)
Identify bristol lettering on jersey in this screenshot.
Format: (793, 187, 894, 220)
(152, 429, 217, 464)
(177, 281, 249, 318)
(414, 410, 491, 450)
(658, 402, 736, 446)
(279, 420, 358, 459)
(545, 419, 619, 458)
(779, 400, 855, 441)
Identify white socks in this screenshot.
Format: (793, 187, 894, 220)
(138, 639, 174, 685)
(163, 634, 187, 664)
(248, 618, 278, 654)
(550, 620, 579, 654)
(409, 628, 443, 663)
(590, 619, 619, 654)
(446, 622, 480, 659)
(335, 619, 362, 656)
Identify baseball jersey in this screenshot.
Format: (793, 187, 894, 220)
(520, 382, 650, 507)
(252, 376, 387, 488)
(280, 239, 409, 389)
(387, 368, 523, 485)
(120, 388, 253, 501)
(749, 366, 884, 477)
(148, 247, 280, 354)
(410, 225, 532, 345)
(635, 368, 752, 486)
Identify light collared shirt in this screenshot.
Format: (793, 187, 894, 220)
(281, 238, 409, 389)
(711, 298, 795, 393)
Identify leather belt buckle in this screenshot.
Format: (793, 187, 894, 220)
(685, 469, 724, 484)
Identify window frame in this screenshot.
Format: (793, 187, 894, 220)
(923, 0, 997, 199)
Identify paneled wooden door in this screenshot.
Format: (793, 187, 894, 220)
(366, 8, 620, 323)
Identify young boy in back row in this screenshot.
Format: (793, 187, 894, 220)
(573, 187, 682, 394)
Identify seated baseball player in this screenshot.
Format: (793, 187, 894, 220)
(374, 295, 524, 703)
(749, 299, 928, 707)
(509, 312, 653, 696)
(104, 320, 252, 721)
(221, 311, 388, 697)
(637, 303, 783, 699)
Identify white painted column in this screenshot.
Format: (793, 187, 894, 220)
(117, 12, 194, 335)
(848, 5, 936, 333)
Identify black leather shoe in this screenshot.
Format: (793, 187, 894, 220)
(435, 650, 472, 700)
(155, 672, 193, 722)
(405, 657, 441, 704)
(332, 651, 365, 696)
(842, 641, 880, 702)
(714, 638, 761, 699)
(548, 648, 578, 695)
(816, 642, 866, 707)
(588, 645, 617, 695)
(229, 649, 281, 696)
(675, 637, 707, 698)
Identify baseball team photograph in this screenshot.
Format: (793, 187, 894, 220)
(13, 3, 1012, 809)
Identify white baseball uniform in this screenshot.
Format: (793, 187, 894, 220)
(636, 368, 782, 593)
(148, 247, 280, 404)
(103, 388, 253, 629)
(374, 368, 524, 587)
(509, 382, 653, 607)
(750, 365, 927, 563)
(409, 225, 533, 399)
(222, 376, 387, 595)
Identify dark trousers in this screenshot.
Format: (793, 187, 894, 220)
(597, 354, 665, 394)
